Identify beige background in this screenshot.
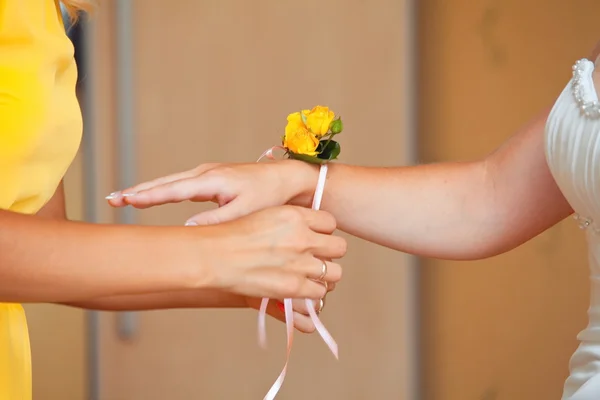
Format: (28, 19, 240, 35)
(22, 0, 600, 399)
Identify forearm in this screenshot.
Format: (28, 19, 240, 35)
(63, 289, 246, 311)
(301, 161, 497, 259)
(291, 108, 572, 259)
(34, 184, 237, 310)
(0, 209, 205, 303)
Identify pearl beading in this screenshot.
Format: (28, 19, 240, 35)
(572, 59, 600, 119)
(568, 60, 600, 230)
(573, 214, 600, 233)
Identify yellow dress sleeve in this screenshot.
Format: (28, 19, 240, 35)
(0, 0, 81, 214)
(0, 57, 52, 210)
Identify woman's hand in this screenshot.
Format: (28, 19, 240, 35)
(106, 165, 344, 311)
(107, 161, 316, 226)
(194, 205, 345, 300)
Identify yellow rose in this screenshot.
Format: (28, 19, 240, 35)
(284, 112, 320, 156)
(302, 106, 335, 137)
(285, 112, 304, 132)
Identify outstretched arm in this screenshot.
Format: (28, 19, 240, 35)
(111, 105, 570, 260)
(44, 184, 326, 333)
(112, 42, 600, 261)
(0, 207, 203, 303)
(301, 106, 572, 259)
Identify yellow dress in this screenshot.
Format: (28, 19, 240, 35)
(0, 0, 82, 398)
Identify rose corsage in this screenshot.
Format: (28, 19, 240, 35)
(256, 106, 343, 399)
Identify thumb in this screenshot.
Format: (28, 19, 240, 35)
(184, 198, 250, 226)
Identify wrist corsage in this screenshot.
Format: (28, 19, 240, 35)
(256, 106, 343, 399)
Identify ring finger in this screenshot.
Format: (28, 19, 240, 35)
(283, 296, 328, 316)
(302, 258, 342, 284)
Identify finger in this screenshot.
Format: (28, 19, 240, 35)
(123, 175, 228, 209)
(297, 278, 328, 300)
(325, 281, 336, 293)
(186, 198, 253, 226)
(311, 280, 335, 296)
(272, 301, 318, 333)
(273, 311, 316, 333)
(106, 163, 222, 207)
(289, 298, 326, 316)
(307, 233, 348, 260)
(292, 207, 337, 234)
(106, 169, 199, 207)
(311, 260, 342, 283)
(238, 270, 327, 300)
(261, 301, 316, 333)
(291, 259, 342, 284)
(311, 259, 337, 293)
(292, 314, 317, 334)
(131, 164, 219, 193)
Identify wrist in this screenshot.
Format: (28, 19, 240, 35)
(194, 289, 248, 308)
(279, 159, 319, 208)
(182, 226, 223, 290)
(216, 292, 248, 308)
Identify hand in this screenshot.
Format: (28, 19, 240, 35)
(195, 205, 345, 300)
(245, 283, 335, 334)
(107, 161, 317, 225)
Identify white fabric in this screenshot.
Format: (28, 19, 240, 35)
(545, 58, 600, 399)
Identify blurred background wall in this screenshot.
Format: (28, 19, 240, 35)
(20, 0, 600, 399)
(418, 1, 599, 399)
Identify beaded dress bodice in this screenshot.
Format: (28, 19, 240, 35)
(545, 58, 600, 399)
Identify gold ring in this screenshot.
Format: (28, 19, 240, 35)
(318, 260, 327, 281)
(316, 298, 325, 314)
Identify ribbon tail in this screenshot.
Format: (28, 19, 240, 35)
(258, 297, 270, 349)
(263, 298, 294, 400)
(257, 146, 286, 162)
(306, 164, 338, 358)
(305, 298, 338, 359)
(311, 164, 328, 210)
(255, 160, 334, 399)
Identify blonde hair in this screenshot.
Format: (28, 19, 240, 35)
(61, 0, 95, 22)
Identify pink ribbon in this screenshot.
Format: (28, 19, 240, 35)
(256, 146, 338, 399)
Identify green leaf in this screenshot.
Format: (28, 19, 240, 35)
(288, 152, 330, 164)
(287, 140, 341, 164)
(288, 139, 342, 164)
(316, 140, 341, 160)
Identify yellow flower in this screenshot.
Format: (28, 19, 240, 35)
(284, 112, 320, 156)
(302, 106, 335, 137)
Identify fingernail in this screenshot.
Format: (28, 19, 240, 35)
(105, 192, 120, 200)
(121, 193, 136, 197)
(276, 302, 285, 312)
(184, 221, 198, 226)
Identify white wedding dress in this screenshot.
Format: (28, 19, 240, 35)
(545, 58, 600, 399)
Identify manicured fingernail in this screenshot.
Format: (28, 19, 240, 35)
(105, 192, 120, 199)
(121, 193, 136, 197)
(276, 302, 285, 312)
(184, 221, 198, 226)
